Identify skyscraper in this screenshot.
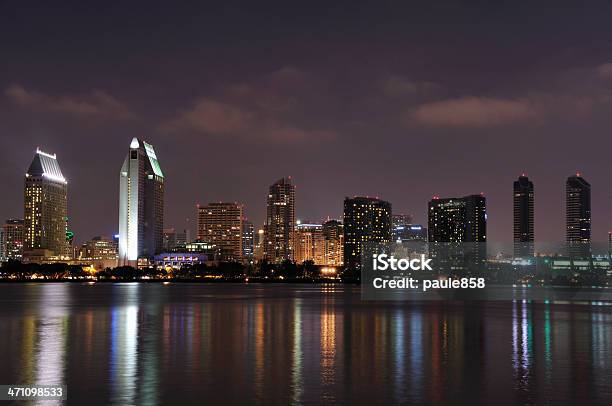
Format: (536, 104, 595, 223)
(242, 219, 254, 262)
(24, 148, 68, 259)
(295, 223, 325, 265)
(566, 174, 591, 258)
(513, 175, 534, 258)
(118, 137, 165, 263)
(197, 202, 244, 262)
(343, 197, 392, 269)
(322, 219, 344, 266)
(428, 194, 487, 274)
(2, 219, 24, 261)
(264, 178, 296, 263)
(428, 195, 487, 243)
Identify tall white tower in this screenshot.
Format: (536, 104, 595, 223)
(118, 137, 165, 264)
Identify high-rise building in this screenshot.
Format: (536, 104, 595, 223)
(566, 174, 591, 258)
(24, 149, 68, 259)
(322, 219, 344, 266)
(197, 202, 244, 262)
(428, 195, 487, 243)
(2, 219, 25, 261)
(264, 177, 296, 263)
(343, 197, 392, 269)
(242, 220, 254, 261)
(295, 223, 325, 265)
(428, 194, 487, 274)
(513, 175, 534, 258)
(608, 232, 612, 265)
(118, 137, 165, 263)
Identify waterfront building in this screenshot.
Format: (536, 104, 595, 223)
(242, 219, 254, 261)
(513, 175, 535, 258)
(322, 219, 344, 266)
(118, 137, 165, 264)
(343, 197, 392, 269)
(1, 219, 24, 261)
(295, 222, 325, 265)
(428, 194, 487, 243)
(264, 177, 296, 263)
(24, 148, 68, 260)
(197, 202, 244, 262)
(566, 174, 591, 259)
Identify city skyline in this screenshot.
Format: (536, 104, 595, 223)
(3, 4, 612, 406)
(3, 143, 612, 247)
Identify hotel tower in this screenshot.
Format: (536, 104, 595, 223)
(118, 137, 165, 264)
(24, 148, 68, 259)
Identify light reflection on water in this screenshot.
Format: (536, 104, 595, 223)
(0, 283, 612, 405)
(109, 284, 139, 404)
(34, 284, 68, 406)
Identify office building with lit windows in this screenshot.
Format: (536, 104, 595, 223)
(24, 149, 68, 260)
(118, 137, 165, 264)
(428, 194, 487, 274)
(242, 220, 254, 261)
(79, 236, 118, 261)
(197, 202, 244, 262)
(295, 223, 325, 265)
(428, 195, 487, 243)
(264, 177, 296, 263)
(566, 174, 591, 259)
(1, 219, 24, 261)
(513, 175, 534, 258)
(322, 219, 344, 266)
(343, 197, 392, 269)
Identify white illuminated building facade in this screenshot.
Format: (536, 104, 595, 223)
(118, 138, 165, 264)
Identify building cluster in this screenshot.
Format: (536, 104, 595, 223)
(0, 137, 600, 273)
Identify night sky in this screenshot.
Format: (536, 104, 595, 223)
(2, 0, 612, 243)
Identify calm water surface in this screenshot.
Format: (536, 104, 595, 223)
(0, 283, 611, 405)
